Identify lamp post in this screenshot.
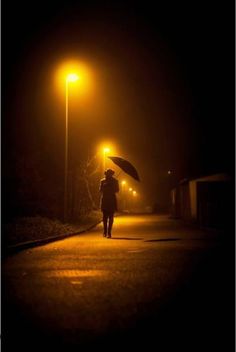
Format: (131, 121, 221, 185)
(64, 73, 79, 222)
(103, 147, 110, 173)
(128, 187, 133, 212)
(132, 190, 138, 212)
(121, 180, 127, 210)
(121, 180, 127, 192)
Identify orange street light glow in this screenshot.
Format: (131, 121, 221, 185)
(129, 187, 133, 192)
(103, 147, 110, 154)
(122, 180, 126, 185)
(67, 73, 79, 82)
(55, 60, 93, 98)
(97, 140, 118, 157)
(103, 147, 111, 172)
(97, 141, 118, 173)
(133, 191, 137, 196)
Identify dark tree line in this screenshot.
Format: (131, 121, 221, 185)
(2, 151, 102, 223)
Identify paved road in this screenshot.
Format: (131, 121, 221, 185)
(2, 215, 234, 351)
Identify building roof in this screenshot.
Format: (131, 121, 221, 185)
(179, 173, 231, 185)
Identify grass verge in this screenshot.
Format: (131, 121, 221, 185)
(3, 211, 102, 247)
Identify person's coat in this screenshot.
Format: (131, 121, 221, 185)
(100, 177, 119, 212)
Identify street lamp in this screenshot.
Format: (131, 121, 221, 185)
(121, 180, 127, 197)
(132, 190, 138, 212)
(121, 180, 127, 211)
(128, 187, 133, 212)
(64, 73, 79, 222)
(103, 147, 110, 172)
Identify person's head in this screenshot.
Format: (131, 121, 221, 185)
(104, 168, 115, 179)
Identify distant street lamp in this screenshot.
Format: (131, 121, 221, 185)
(127, 187, 133, 211)
(103, 147, 110, 172)
(121, 180, 127, 210)
(64, 73, 79, 222)
(121, 180, 127, 189)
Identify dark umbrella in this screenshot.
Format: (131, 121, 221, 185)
(108, 156, 140, 181)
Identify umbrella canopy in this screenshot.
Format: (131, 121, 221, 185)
(108, 156, 140, 181)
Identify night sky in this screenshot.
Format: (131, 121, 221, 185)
(2, 1, 235, 206)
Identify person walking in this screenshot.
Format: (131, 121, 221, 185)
(100, 169, 119, 238)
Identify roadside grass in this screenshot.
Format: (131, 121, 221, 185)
(3, 211, 102, 247)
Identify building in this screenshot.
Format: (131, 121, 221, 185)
(170, 173, 232, 230)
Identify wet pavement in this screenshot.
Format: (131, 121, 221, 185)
(2, 214, 235, 351)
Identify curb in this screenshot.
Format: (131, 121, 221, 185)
(5, 220, 102, 256)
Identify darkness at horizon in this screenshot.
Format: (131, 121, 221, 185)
(2, 0, 235, 207)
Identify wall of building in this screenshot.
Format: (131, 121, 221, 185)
(170, 173, 232, 229)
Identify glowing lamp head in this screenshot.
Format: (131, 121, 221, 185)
(67, 73, 79, 82)
(133, 191, 137, 196)
(129, 188, 133, 192)
(122, 180, 126, 185)
(103, 148, 110, 154)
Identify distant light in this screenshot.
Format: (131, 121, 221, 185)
(168, 170, 172, 175)
(133, 191, 137, 196)
(98, 141, 117, 157)
(103, 147, 110, 154)
(122, 180, 126, 185)
(67, 73, 79, 82)
(129, 187, 133, 192)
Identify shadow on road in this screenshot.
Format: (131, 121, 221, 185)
(145, 238, 181, 242)
(111, 237, 143, 240)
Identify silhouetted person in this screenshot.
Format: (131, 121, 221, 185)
(100, 169, 119, 238)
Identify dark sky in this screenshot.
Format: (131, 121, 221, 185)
(2, 0, 235, 204)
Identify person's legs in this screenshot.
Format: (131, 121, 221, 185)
(103, 212, 108, 236)
(107, 213, 114, 238)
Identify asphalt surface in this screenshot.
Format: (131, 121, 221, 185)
(2, 214, 235, 351)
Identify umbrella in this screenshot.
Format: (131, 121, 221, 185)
(108, 156, 140, 181)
